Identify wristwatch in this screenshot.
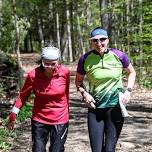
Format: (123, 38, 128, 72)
(126, 87, 132, 92)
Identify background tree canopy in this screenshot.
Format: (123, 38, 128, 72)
(0, 0, 152, 88)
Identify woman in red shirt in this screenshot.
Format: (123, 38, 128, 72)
(8, 45, 70, 152)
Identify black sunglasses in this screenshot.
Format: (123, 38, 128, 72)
(92, 38, 107, 43)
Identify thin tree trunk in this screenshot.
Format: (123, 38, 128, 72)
(86, 0, 91, 25)
(0, 0, 2, 51)
(131, 0, 138, 65)
(37, 17, 44, 48)
(48, 1, 53, 43)
(113, 14, 117, 49)
(56, 11, 60, 49)
(126, 0, 130, 56)
(82, 0, 91, 51)
(107, 0, 112, 37)
(139, 0, 143, 73)
(100, 0, 109, 30)
(12, 0, 24, 88)
(35, 6, 44, 48)
(77, 15, 85, 55)
(131, 0, 137, 46)
(66, 0, 73, 62)
(29, 31, 33, 52)
(120, 9, 124, 50)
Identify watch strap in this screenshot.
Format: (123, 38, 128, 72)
(126, 87, 132, 92)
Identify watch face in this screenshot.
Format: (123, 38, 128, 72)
(127, 88, 132, 92)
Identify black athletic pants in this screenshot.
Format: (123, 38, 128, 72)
(31, 120, 68, 152)
(88, 107, 124, 152)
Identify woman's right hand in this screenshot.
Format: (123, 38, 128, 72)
(7, 113, 17, 130)
(83, 91, 96, 109)
(7, 121, 16, 130)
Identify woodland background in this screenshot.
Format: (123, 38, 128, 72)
(0, 0, 152, 151)
(0, 0, 152, 89)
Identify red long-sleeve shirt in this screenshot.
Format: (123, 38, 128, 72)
(14, 65, 70, 124)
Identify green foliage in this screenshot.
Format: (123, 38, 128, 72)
(0, 0, 31, 53)
(0, 128, 16, 150)
(0, 51, 19, 99)
(131, 52, 152, 89)
(0, 1, 16, 53)
(0, 0, 152, 88)
(0, 103, 32, 151)
(0, 86, 5, 98)
(136, 66, 152, 89)
(17, 103, 32, 122)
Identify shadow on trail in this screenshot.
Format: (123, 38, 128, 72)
(10, 119, 32, 152)
(117, 100, 152, 151)
(128, 102, 152, 113)
(68, 96, 152, 152)
(9, 92, 152, 152)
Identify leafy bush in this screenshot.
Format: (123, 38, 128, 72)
(136, 66, 152, 89)
(17, 103, 32, 122)
(0, 51, 19, 99)
(0, 103, 32, 151)
(0, 128, 16, 151)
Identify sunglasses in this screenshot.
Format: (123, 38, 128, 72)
(92, 38, 107, 43)
(42, 60, 57, 68)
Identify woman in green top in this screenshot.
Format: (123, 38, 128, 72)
(75, 27, 136, 152)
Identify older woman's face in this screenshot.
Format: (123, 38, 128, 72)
(91, 38, 109, 54)
(42, 58, 58, 70)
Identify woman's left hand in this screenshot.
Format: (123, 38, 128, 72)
(83, 91, 96, 109)
(121, 90, 131, 104)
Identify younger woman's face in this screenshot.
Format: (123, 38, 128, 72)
(91, 38, 109, 54)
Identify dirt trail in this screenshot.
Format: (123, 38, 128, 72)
(9, 54, 152, 152)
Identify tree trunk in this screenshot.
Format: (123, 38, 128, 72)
(56, 11, 60, 49)
(126, 0, 130, 56)
(29, 31, 33, 52)
(37, 17, 44, 48)
(12, 0, 24, 88)
(77, 15, 85, 55)
(35, 6, 44, 48)
(0, 0, 2, 51)
(99, 0, 112, 35)
(139, 0, 143, 73)
(113, 14, 117, 49)
(48, 1, 53, 43)
(120, 7, 124, 50)
(86, 0, 91, 25)
(66, 0, 73, 62)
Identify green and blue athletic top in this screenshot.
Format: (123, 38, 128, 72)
(77, 48, 130, 108)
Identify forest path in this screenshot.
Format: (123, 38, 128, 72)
(9, 53, 152, 152)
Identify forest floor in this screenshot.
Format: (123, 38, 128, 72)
(1, 53, 152, 152)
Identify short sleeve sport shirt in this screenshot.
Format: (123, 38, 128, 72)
(77, 48, 130, 108)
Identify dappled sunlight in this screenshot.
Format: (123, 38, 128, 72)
(1, 54, 152, 152)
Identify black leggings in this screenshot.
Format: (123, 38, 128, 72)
(88, 107, 124, 152)
(31, 120, 68, 152)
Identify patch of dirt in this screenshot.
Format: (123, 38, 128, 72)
(8, 81, 152, 152)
